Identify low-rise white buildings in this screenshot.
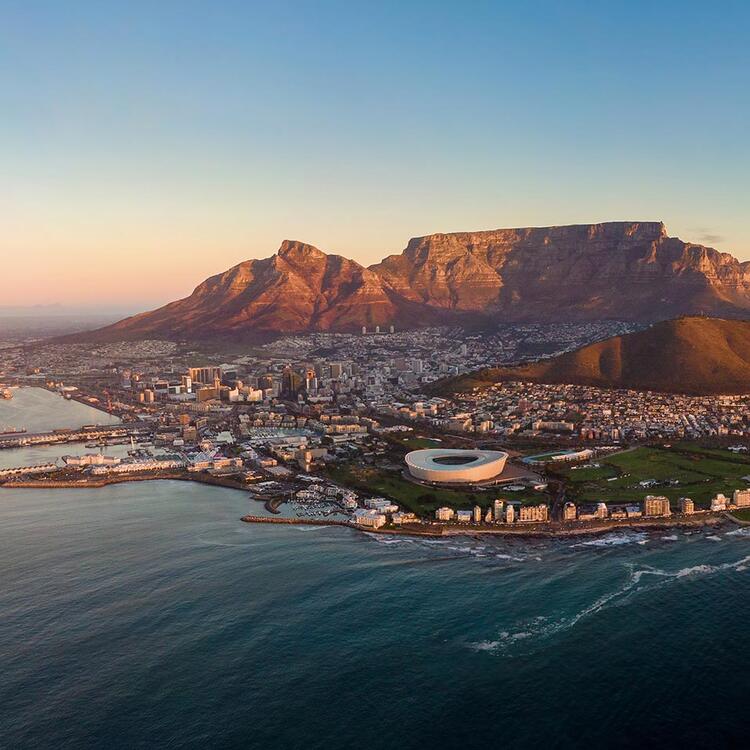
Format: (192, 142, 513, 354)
(353, 508, 386, 528)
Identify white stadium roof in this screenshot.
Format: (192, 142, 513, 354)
(405, 448, 508, 484)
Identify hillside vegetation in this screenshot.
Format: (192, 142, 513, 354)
(438, 317, 750, 395)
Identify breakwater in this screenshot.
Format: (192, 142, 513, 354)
(241, 514, 354, 528)
(1, 470, 249, 492)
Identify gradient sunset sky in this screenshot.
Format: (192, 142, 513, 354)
(2, 0, 748, 310)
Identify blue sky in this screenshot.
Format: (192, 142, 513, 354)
(1, 0, 748, 307)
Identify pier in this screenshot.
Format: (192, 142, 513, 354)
(0, 424, 149, 450)
(0, 463, 59, 479)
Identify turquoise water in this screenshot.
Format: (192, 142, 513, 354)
(1, 480, 750, 749)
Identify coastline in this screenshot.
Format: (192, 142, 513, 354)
(1, 473, 735, 540)
(240, 511, 728, 539)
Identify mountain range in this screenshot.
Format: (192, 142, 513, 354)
(436, 317, 750, 395)
(79, 221, 750, 340)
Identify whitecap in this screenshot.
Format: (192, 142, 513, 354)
(570, 532, 648, 548)
(469, 554, 750, 654)
(293, 525, 331, 532)
(365, 534, 415, 545)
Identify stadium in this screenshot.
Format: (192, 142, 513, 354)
(405, 448, 509, 485)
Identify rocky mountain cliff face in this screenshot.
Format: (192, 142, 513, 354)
(372, 221, 750, 321)
(85, 222, 750, 340)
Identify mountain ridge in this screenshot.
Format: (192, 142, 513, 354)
(73, 222, 750, 341)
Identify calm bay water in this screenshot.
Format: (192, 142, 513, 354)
(2, 395, 750, 748)
(0, 387, 120, 434)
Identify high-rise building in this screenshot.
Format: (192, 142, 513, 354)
(519, 504, 549, 523)
(563, 502, 577, 521)
(305, 368, 317, 393)
(188, 366, 221, 385)
(282, 366, 302, 398)
(505, 504, 515, 524)
(473, 505, 482, 523)
(493, 498, 505, 521)
(435, 507, 455, 521)
(733, 489, 750, 507)
(711, 493, 728, 512)
(680, 497, 695, 514)
(643, 495, 671, 517)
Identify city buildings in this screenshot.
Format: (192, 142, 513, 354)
(352, 509, 386, 528)
(680, 497, 695, 514)
(643, 495, 672, 517)
(711, 494, 729, 512)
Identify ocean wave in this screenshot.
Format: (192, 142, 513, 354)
(469, 554, 750, 654)
(362, 533, 542, 564)
(494, 553, 531, 562)
(569, 531, 648, 548)
(293, 525, 332, 532)
(726, 527, 750, 537)
(363, 533, 416, 545)
(661, 535, 679, 541)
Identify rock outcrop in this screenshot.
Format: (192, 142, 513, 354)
(80, 222, 750, 340)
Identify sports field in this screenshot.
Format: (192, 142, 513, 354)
(558, 444, 750, 508)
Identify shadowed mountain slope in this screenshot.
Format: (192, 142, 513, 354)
(436, 317, 750, 395)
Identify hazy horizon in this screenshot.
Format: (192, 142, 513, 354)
(2, 1, 748, 308)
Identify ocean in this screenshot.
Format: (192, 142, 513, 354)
(0, 386, 121, 434)
(1, 392, 750, 748)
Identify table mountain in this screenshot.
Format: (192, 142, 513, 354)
(438, 317, 750, 395)
(79, 222, 750, 340)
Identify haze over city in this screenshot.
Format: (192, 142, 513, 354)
(2, 0, 748, 308)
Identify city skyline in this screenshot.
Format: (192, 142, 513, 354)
(1, 0, 748, 307)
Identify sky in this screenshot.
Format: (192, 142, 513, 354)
(1, 0, 748, 310)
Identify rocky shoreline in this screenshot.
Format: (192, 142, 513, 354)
(2, 474, 735, 540)
(241, 511, 729, 539)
